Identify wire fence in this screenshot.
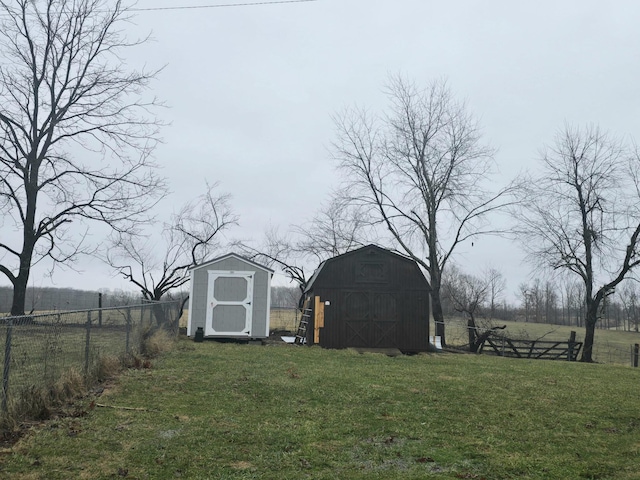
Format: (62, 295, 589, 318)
(0, 300, 182, 428)
(269, 307, 299, 333)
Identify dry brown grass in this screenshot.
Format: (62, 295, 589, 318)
(96, 355, 123, 382)
(178, 309, 188, 328)
(0, 367, 88, 430)
(141, 328, 174, 358)
(51, 367, 86, 402)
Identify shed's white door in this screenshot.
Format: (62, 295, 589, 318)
(206, 271, 254, 336)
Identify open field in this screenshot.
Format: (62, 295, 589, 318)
(1, 338, 639, 479)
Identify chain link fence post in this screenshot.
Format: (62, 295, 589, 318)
(125, 307, 131, 354)
(84, 311, 92, 375)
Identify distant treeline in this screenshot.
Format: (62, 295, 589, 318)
(271, 286, 300, 309)
(0, 286, 144, 313)
(0, 285, 302, 314)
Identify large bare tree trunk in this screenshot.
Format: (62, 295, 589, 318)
(10, 230, 36, 316)
(581, 306, 599, 363)
(431, 289, 446, 346)
(10, 272, 28, 316)
(430, 262, 448, 345)
(581, 291, 606, 362)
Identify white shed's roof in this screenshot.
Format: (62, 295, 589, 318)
(189, 253, 274, 273)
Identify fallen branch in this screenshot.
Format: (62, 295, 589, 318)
(95, 403, 152, 411)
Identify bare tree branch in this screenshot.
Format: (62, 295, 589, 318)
(236, 191, 374, 296)
(105, 183, 238, 316)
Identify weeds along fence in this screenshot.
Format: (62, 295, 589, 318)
(0, 300, 181, 428)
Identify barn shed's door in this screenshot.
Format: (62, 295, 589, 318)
(343, 291, 398, 348)
(205, 271, 254, 336)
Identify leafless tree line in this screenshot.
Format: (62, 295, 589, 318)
(439, 271, 640, 335)
(516, 278, 640, 332)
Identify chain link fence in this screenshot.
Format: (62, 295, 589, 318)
(1, 300, 181, 428)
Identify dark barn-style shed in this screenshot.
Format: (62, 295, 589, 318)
(301, 245, 431, 352)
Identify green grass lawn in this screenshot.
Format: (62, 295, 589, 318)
(1, 339, 640, 479)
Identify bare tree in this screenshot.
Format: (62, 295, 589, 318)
(239, 226, 311, 296)
(485, 267, 506, 318)
(517, 282, 533, 323)
(295, 193, 372, 262)
(529, 279, 545, 323)
(444, 265, 488, 351)
(106, 184, 237, 326)
(619, 281, 640, 332)
(270, 285, 300, 309)
(240, 192, 372, 295)
(560, 278, 581, 326)
(564, 278, 586, 327)
(332, 76, 517, 344)
(0, 0, 165, 315)
(544, 280, 559, 324)
(443, 265, 507, 351)
(516, 124, 640, 362)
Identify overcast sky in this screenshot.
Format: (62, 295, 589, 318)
(5, 0, 640, 301)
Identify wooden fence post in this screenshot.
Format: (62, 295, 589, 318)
(567, 331, 576, 361)
(633, 344, 639, 368)
(98, 292, 103, 328)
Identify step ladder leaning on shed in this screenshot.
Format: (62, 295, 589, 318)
(294, 296, 312, 345)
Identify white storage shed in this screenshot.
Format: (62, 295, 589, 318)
(187, 253, 273, 339)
